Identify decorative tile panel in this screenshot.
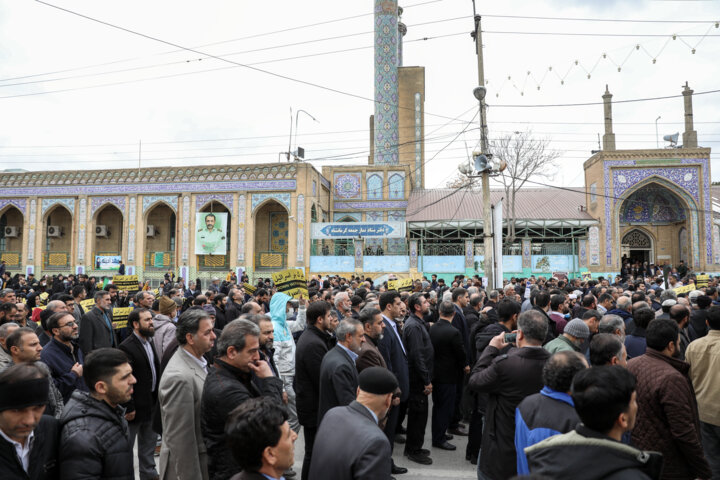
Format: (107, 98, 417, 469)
(588, 226, 600, 266)
(127, 197, 137, 263)
(367, 173, 383, 200)
(142, 196, 178, 214)
(195, 193, 234, 215)
(333, 173, 362, 200)
(320, 176, 330, 190)
(251, 193, 291, 214)
(374, 0, 399, 165)
(27, 199, 37, 262)
(409, 240, 418, 269)
(464, 240, 474, 269)
(333, 212, 362, 222)
(90, 196, 126, 217)
(522, 238, 531, 269)
(0, 198, 27, 215)
(714, 224, 720, 264)
(77, 199, 87, 262)
(182, 196, 190, 263)
(388, 172, 405, 199)
(578, 239, 587, 268)
(297, 194, 305, 263)
(415, 93, 423, 189)
(354, 240, 363, 269)
(334, 201, 407, 210)
(237, 194, 246, 263)
(41, 198, 75, 216)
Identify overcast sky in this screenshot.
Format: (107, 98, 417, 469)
(1, 0, 719, 189)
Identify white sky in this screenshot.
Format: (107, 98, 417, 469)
(1, 0, 719, 189)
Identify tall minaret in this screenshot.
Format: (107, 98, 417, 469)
(682, 82, 698, 148)
(374, 0, 399, 165)
(602, 85, 616, 151)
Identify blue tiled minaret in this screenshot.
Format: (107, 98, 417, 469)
(374, 0, 399, 165)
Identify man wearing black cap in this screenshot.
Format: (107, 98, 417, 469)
(309, 367, 397, 480)
(0, 363, 59, 480)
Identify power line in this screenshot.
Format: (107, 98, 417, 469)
(489, 88, 720, 108)
(481, 14, 720, 24)
(483, 30, 720, 38)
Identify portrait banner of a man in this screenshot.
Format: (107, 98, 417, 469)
(195, 212, 228, 255)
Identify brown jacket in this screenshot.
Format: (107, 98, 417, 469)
(628, 349, 710, 480)
(356, 334, 387, 372)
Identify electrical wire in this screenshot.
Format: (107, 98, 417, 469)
(481, 14, 720, 24)
(483, 30, 720, 38)
(489, 88, 720, 108)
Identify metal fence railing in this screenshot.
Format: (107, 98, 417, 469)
(0, 251, 21, 268)
(44, 251, 70, 270)
(144, 251, 175, 269)
(255, 251, 287, 270)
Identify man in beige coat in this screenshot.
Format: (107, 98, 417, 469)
(159, 308, 217, 480)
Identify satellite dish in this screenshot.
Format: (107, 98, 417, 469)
(663, 132, 679, 147)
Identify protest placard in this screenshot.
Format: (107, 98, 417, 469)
(243, 283, 257, 295)
(673, 284, 694, 295)
(271, 269, 308, 299)
(80, 299, 96, 311)
(111, 307, 132, 330)
(388, 278, 413, 293)
(112, 275, 140, 293)
(696, 274, 709, 288)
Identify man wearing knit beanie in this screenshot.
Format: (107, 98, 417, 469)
(544, 319, 590, 354)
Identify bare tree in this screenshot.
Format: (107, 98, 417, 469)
(492, 131, 559, 245)
(445, 174, 475, 189)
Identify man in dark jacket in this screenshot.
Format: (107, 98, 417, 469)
(449, 288, 471, 436)
(515, 351, 587, 474)
(532, 291, 556, 345)
(0, 363, 59, 480)
(40, 311, 88, 402)
(78, 291, 116, 354)
(224, 397, 298, 480)
(430, 301, 467, 452)
(224, 288, 244, 325)
(201, 319, 284, 480)
(628, 318, 711, 480)
(469, 309, 551, 480)
(317, 319, 364, 424)
(59, 348, 136, 480)
(119, 308, 160, 480)
(294, 301, 336, 480)
(356, 308, 387, 372)
(526, 366, 663, 479)
(402, 293, 434, 460)
(212, 294, 228, 330)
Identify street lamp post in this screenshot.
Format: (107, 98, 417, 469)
(655, 115, 662, 148)
(294, 109, 318, 160)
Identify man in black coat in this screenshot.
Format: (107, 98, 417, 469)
(377, 291, 411, 473)
(469, 309, 551, 480)
(78, 291, 116, 354)
(119, 308, 160, 480)
(59, 348, 136, 480)
(402, 293, 434, 461)
(294, 301, 336, 480)
(309, 367, 398, 480)
(224, 288, 245, 325)
(317, 318, 364, 424)
(532, 291, 557, 345)
(201, 319, 284, 480)
(430, 301, 468, 452)
(0, 363, 60, 480)
(449, 287, 471, 436)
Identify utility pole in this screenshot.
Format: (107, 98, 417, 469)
(472, 7, 494, 287)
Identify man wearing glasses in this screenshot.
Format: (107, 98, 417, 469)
(40, 311, 88, 402)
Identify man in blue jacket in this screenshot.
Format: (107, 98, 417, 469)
(515, 350, 587, 474)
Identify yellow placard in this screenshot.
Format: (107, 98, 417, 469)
(111, 307, 132, 330)
(243, 283, 257, 294)
(272, 269, 308, 299)
(696, 274, 709, 288)
(112, 275, 140, 292)
(80, 299, 96, 311)
(673, 284, 694, 294)
(388, 278, 413, 293)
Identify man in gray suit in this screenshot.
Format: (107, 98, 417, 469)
(158, 308, 217, 480)
(309, 367, 397, 480)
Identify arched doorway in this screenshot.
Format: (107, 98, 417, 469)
(144, 203, 176, 270)
(197, 201, 230, 272)
(254, 200, 288, 270)
(43, 205, 73, 271)
(0, 206, 24, 268)
(93, 205, 123, 270)
(617, 182, 690, 266)
(621, 229, 654, 265)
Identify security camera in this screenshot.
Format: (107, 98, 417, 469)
(473, 86, 487, 101)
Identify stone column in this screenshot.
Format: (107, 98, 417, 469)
(602, 85, 616, 151)
(682, 82, 698, 148)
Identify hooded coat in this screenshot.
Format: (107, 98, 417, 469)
(269, 292, 306, 375)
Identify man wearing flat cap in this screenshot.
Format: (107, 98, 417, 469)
(309, 367, 397, 480)
(0, 362, 59, 480)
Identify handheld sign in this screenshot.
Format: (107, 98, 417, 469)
(243, 283, 257, 295)
(696, 274, 709, 288)
(388, 278, 413, 293)
(271, 269, 308, 299)
(80, 299, 96, 311)
(111, 307, 132, 330)
(112, 275, 140, 293)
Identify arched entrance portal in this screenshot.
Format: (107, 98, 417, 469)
(621, 229, 654, 265)
(43, 205, 73, 271)
(254, 200, 289, 270)
(93, 205, 123, 269)
(618, 181, 690, 266)
(0, 206, 24, 268)
(144, 203, 176, 270)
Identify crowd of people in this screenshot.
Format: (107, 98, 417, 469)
(0, 266, 718, 480)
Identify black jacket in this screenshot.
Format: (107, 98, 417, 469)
(317, 345, 359, 424)
(469, 345, 551, 480)
(224, 301, 243, 325)
(532, 307, 557, 344)
(59, 391, 133, 480)
(295, 325, 336, 427)
(526, 425, 663, 480)
(214, 305, 227, 330)
(463, 305, 481, 334)
(118, 333, 160, 423)
(201, 358, 284, 480)
(78, 306, 116, 354)
(402, 314, 434, 386)
(40, 338, 88, 403)
(377, 316, 410, 402)
(451, 304, 472, 360)
(429, 319, 467, 385)
(0, 415, 59, 480)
